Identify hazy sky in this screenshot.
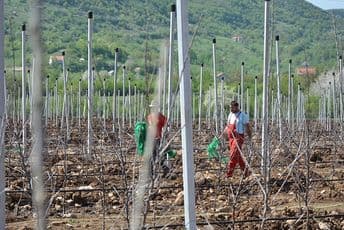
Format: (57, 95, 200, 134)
(305, 0, 344, 10)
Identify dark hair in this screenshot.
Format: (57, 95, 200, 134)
(231, 101, 239, 107)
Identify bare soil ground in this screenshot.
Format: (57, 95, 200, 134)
(4, 119, 344, 229)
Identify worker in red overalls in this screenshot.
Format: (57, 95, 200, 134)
(147, 100, 167, 176)
(147, 100, 167, 144)
(225, 100, 252, 178)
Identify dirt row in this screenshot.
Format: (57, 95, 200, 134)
(4, 119, 344, 229)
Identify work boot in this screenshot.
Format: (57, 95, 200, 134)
(226, 171, 233, 178)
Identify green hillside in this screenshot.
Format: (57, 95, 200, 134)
(3, 0, 343, 94)
(329, 9, 344, 18)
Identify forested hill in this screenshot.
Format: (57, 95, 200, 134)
(3, 0, 343, 81)
(329, 9, 344, 18)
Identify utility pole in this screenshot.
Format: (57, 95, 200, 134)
(176, 0, 196, 229)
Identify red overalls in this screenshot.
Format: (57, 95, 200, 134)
(226, 113, 247, 177)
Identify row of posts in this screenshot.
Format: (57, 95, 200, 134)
(4, 7, 344, 151)
(1, 0, 344, 228)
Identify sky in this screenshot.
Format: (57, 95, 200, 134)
(305, 0, 344, 10)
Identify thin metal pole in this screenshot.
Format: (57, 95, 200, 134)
(3, 72, 6, 121)
(124, 95, 128, 122)
(237, 83, 241, 101)
(297, 83, 301, 127)
(212, 38, 218, 134)
(66, 68, 70, 140)
(103, 77, 106, 128)
(162, 44, 168, 116)
(220, 75, 224, 129)
(318, 97, 323, 125)
(167, 4, 176, 123)
(78, 78, 81, 128)
(0, 0, 6, 227)
(134, 84, 137, 122)
(327, 83, 331, 130)
(291, 74, 294, 131)
(301, 90, 305, 122)
(69, 82, 73, 123)
(275, 35, 282, 142)
(254, 76, 258, 131)
(261, 0, 271, 218)
(13, 80, 16, 120)
(323, 94, 327, 126)
(288, 59, 292, 128)
(176, 0, 196, 228)
(45, 75, 49, 126)
(106, 92, 109, 121)
(97, 90, 101, 119)
(198, 63, 203, 131)
(122, 65, 126, 127)
(322, 89, 326, 127)
(271, 88, 274, 125)
(193, 92, 196, 124)
(18, 84, 21, 123)
(339, 56, 343, 124)
(28, 68, 32, 129)
(241, 62, 244, 108)
(60, 51, 66, 129)
(246, 87, 250, 117)
(139, 92, 144, 121)
(87, 11, 93, 158)
(21, 23, 26, 155)
(207, 88, 211, 129)
(128, 76, 132, 128)
(332, 72, 337, 122)
(117, 90, 120, 123)
(112, 48, 118, 132)
(55, 77, 58, 126)
(177, 96, 180, 126)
